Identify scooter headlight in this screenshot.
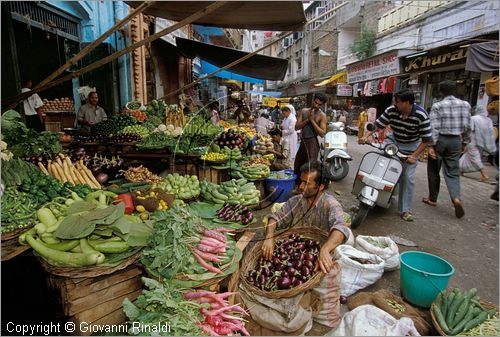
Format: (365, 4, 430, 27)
(384, 144, 399, 156)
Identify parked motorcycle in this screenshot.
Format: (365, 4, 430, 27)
(350, 123, 407, 229)
(324, 121, 352, 181)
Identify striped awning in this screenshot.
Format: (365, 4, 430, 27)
(314, 71, 348, 87)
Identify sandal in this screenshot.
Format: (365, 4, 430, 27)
(401, 212, 414, 222)
(422, 198, 437, 206)
(452, 199, 465, 219)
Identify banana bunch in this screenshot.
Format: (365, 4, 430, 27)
(235, 126, 256, 139)
(200, 152, 228, 162)
(220, 120, 236, 130)
(221, 146, 242, 160)
(200, 178, 260, 206)
(230, 164, 270, 180)
(183, 116, 223, 137)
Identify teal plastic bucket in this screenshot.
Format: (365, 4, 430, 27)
(400, 251, 454, 308)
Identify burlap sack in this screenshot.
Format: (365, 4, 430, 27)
(485, 76, 499, 96)
(346, 289, 431, 335)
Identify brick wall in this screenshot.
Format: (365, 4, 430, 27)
(310, 18, 338, 79)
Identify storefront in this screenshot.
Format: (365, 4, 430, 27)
(346, 49, 413, 115)
(402, 44, 481, 110)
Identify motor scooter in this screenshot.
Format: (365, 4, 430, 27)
(350, 123, 407, 229)
(324, 122, 352, 181)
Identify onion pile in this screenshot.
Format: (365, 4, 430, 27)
(247, 233, 320, 291)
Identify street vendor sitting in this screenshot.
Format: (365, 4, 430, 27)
(262, 161, 350, 273)
(268, 127, 291, 171)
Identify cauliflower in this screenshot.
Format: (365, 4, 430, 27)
(166, 124, 175, 133)
(0, 141, 7, 151)
(172, 126, 183, 137)
(158, 124, 168, 132)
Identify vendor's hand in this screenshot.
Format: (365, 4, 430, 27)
(428, 147, 437, 160)
(262, 237, 275, 260)
(315, 246, 334, 274)
(308, 111, 315, 122)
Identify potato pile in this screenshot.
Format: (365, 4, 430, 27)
(42, 98, 74, 112)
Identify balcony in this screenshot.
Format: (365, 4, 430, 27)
(378, 1, 450, 34)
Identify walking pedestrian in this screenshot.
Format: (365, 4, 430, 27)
(293, 93, 328, 177)
(364, 89, 433, 221)
(358, 106, 368, 144)
(459, 106, 497, 181)
(20, 79, 45, 132)
(281, 105, 298, 165)
(422, 80, 471, 218)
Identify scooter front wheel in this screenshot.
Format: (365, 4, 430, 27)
(328, 159, 349, 181)
(351, 202, 371, 229)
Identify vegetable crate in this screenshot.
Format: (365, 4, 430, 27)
(46, 265, 143, 336)
(198, 166, 229, 185)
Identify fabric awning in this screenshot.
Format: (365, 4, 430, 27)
(201, 61, 264, 84)
(244, 91, 282, 97)
(126, 1, 306, 31)
(177, 37, 288, 81)
(314, 71, 348, 87)
(465, 41, 499, 72)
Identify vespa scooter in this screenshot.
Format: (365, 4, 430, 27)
(324, 121, 352, 181)
(350, 123, 407, 229)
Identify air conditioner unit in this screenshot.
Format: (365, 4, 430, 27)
(283, 38, 290, 48)
(313, 20, 324, 30)
(315, 6, 326, 18)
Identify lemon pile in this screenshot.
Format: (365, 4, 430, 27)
(200, 152, 228, 161)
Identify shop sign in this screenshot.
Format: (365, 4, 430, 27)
(404, 48, 466, 73)
(347, 52, 400, 83)
(336, 84, 353, 96)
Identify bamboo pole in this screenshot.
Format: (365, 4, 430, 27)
(3, 1, 153, 110)
(1, 1, 227, 112)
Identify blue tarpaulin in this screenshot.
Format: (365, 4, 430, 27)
(201, 60, 264, 84)
(244, 91, 282, 97)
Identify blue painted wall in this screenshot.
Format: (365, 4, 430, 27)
(46, 1, 131, 110)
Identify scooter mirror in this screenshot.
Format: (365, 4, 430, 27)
(366, 123, 376, 132)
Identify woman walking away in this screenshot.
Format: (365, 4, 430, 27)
(460, 105, 498, 182)
(281, 105, 298, 165)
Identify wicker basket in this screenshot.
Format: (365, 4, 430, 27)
(239, 226, 328, 299)
(37, 250, 142, 278)
(430, 294, 498, 336)
(1, 227, 31, 241)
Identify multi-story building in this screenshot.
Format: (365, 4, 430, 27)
(344, 0, 499, 114)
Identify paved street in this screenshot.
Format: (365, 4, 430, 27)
(328, 135, 499, 303)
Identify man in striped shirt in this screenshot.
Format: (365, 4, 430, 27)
(422, 80, 471, 218)
(364, 89, 433, 221)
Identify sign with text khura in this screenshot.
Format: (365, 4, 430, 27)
(403, 47, 467, 73)
(347, 52, 400, 83)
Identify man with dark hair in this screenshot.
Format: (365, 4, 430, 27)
(363, 89, 433, 222)
(268, 127, 291, 170)
(78, 91, 107, 133)
(262, 161, 350, 274)
(20, 79, 45, 131)
(422, 80, 471, 218)
(294, 93, 328, 178)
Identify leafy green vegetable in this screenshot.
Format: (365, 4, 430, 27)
(55, 203, 125, 239)
(123, 277, 204, 336)
(141, 206, 207, 277)
(187, 202, 221, 219)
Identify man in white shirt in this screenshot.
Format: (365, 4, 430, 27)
(21, 79, 45, 131)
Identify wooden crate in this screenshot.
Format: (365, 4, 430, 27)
(198, 166, 229, 184)
(46, 264, 144, 336)
(45, 121, 62, 132)
(1, 237, 30, 261)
